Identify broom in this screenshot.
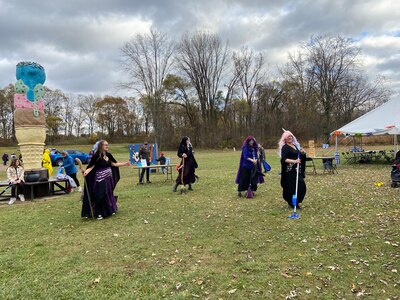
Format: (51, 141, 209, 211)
(246, 166, 256, 198)
(180, 157, 186, 194)
(83, 176, 95, 220)
(246, 184, 254, 198)
(289, 151, 301, 219)
(246, 167, 256, 199)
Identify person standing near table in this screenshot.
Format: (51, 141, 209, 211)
(60, 150, 81, 192)
(156, 152, 167, 174)
(7, 159, 25, 204)
(278, 130, 306, 209)
(82, 140, 130, 219)
(139, 142, 151, 184)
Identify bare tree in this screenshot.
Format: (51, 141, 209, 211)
(176, 30, 229, 144)
(279, 52, 319, 138)
(219, 53, 245, 141)
(123, 96, 140, 137)
(73, 95, 86, 138)
(163, 74, 198, 129)
(96, 96, 128, 137)
(334, 74, 390, 127)
(304, 35, 362, 136)
(120, 28, 175, 146)
(254, 81, 285, 139)
(42, 88, 65, 118)
(61, 93, 77, 137)
(233, 47, 267, 129)
(79, 95, 100, 135)
(42, 88, 67, 139)
(0, 84, 14, 140)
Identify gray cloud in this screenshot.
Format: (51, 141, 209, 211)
(0, 0, 399, 96)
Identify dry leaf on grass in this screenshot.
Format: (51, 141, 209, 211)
(93, 277, 100, 284)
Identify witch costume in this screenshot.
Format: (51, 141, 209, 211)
(173, 136, 198, 191)
(235, 136, 264, 195)
(280, 144, 306, 207)
(81, 152, 120, 218)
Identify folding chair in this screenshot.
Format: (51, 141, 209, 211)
(346, 152, 357, 164)
(341, 152, 349, 164)
(305, 157, 317, 175)
(323, 158, 338, 174)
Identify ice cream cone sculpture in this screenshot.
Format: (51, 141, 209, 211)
(14, 62, 47, 170)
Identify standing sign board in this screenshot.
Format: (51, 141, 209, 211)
(129, 143, 158, 165)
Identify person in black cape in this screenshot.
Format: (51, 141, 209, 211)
(173, 136, 198, 192)
(81, 140, 130, 219)
(278, 130, 307, 209)
(235, 136, 265, 197)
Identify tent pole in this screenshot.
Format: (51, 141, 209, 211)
(335, 135, 338, 153)
(335, 135, 340, 165)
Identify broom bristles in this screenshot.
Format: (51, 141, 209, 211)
(246, 186, 254, 198)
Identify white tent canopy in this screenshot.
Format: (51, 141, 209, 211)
(332, 97, 400, 136)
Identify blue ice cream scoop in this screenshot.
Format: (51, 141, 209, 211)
(15, 61, 46, 117)
(15, 61, 46, 102)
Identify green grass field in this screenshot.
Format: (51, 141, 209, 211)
(0, 146, 399, 299)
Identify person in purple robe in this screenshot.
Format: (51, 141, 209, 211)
(81, 140, 130, 220)
(235, 136, 265, 197)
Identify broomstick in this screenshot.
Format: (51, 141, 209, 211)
(246, 165, 256, 198)
(0, 183, 12, 196)
(83, 176, 95, 220)
(246, 184, 254, 198)
(180, 157, 186, 194)
(289, 151, 301, 219)
(75, 157, 84, 174)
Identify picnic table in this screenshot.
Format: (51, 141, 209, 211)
(306, 156, 337, 174)
(131, 164, 177, 183)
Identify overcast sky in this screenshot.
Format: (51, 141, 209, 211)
(0, 0, 399, 97)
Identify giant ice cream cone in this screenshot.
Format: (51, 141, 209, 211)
(14, 62, 47, 171)
(15, 127, 46, 170)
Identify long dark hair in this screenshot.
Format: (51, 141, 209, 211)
(9, 159, 21, 168)
(180, 136, 192, 150)
(96, 140, 108, 160)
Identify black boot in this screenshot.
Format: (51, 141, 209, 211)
(188, 184, 193, 191)
(172, 183, 178, 192)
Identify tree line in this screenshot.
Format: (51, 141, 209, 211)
(0, 31, 390, 149)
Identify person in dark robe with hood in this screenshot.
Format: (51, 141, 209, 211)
(278, 130, 307, 209)
(81, 140, 130, 219)
(173, 136, 198, 192)
(235, 136, 265, 197)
